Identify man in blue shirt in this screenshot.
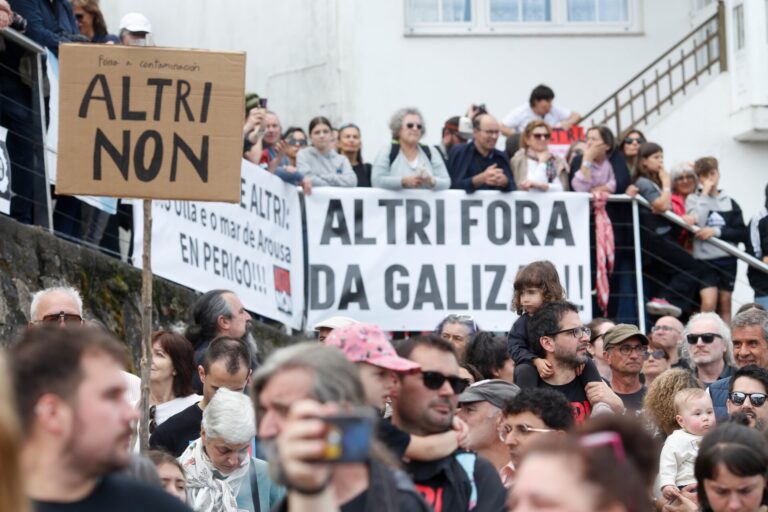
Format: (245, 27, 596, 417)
(447, 113, 515, 193)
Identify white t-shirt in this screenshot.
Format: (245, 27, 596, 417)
(153, 394, 203, 426)
(526, 159, 563, 192)
(502, 103, 572, 132)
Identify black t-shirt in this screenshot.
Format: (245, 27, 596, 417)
(406, 451, 506, 512)
(34, 475, 191, 512)
(539, 377, 591, 424)
(341, 490, 367, 512)
(149, 401, 203, 457)
(616, 386, 647, 415)
(377, 417, 411, 459)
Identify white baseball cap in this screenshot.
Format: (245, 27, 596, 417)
(312, 316, 359, 331)
(119, 12, 152, 33)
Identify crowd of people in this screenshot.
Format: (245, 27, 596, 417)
(2, 0, 768, 318)
(3, 275, 768, 511)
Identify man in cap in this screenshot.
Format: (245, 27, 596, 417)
(312, 315, 358, 343)
(603, 324, 649, 414)
(457, 379, 520, 473)
(119, 12, 152, 45)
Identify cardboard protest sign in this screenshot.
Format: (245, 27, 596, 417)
(56, 44, 245, 202)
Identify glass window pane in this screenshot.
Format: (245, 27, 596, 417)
(443, 0, 472, 22)
(410, 0, 439, 22)
(598, 0, 627, 21)
(733, 4, 745, 50)
(491, 0, 520, 22)
(568, 0, 596, 21)
(523, 0, 551, 21)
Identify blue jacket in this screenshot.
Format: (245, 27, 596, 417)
(447, 142, 515, 193)
(10, 0, 79, 56)
(709, 377, 730, 421)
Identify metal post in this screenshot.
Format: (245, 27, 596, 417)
(34, 52, 53, 233)
(631, 199, 645, 333)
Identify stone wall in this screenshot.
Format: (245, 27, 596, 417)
(0, 214, 295, 370)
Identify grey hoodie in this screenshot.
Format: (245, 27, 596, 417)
(685, 191, 747, 260)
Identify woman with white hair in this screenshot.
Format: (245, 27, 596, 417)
(179, 388, 283, 512)
(371, 107, 451, 190)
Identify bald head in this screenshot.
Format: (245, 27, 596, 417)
(651, 316, 684, 351)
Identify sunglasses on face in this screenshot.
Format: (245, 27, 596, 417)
(287, 138, 307, 146)
(729, 392, 767, 407)
(75, 13, 85, 20)
(37, 311, 83, 325)
(405, 122, 423, 131)
(421, 371, 470, 394)
(532, 133, 551, 140)
(643, 349, 668, 360)
(686, 333, 722, 345)
(624, 137, 645, 145)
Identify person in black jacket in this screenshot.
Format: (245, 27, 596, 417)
(448, 114, 515, 193)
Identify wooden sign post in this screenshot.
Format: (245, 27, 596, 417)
(56, 43, 245, 452)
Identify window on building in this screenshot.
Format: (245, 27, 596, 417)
(733, 3, 745, 50)
(405, 0, 639, 35)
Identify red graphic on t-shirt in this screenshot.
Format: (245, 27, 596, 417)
(572, 400, 592, 424)
(415, 484, 444, 512)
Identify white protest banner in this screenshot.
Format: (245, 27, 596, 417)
(0, 126, 10, 215)
(134, 159, 304, 329)
(305, 189, 591, 331)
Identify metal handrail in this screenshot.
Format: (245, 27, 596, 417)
(607, 194, 768, 274)
(0, 27, 46, 54)
(582, 3, 725, 135)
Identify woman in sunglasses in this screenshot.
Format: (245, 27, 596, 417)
(338, 123, 372, 187)
(642, 344, 671, 387)
(510, 120, 570, 192)
(618, 128, 646, 173)
(72, 0, 119, 43)
(371, 107, 450, 190)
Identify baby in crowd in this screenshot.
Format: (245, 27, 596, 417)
(659, 388, 716, 502)
(506, 261, 603, 389)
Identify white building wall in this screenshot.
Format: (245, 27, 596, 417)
(100, 0, 694, 149)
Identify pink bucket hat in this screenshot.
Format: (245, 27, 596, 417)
(324, 323, 420, 373)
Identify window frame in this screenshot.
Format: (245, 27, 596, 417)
(404, 0, 643, 36)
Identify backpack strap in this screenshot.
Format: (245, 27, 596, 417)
(389, 142, 433, 165)
(454, 452, 477, 510)
(249, 460, 262, 511)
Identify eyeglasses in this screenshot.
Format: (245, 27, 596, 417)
(421, 371, 470, 394)
(623, 137, 645, 145)
(607, 344, 647, 356)
(405, 122, 423, 131)
(686, 333, 722, 345)
(532, 133, 551, 140)
(287, 138, 307, 146)
(547, 326, 591, 339)
(149, 405, 157, 433)
(651, 325, 680, 333)
(674, 174, 695, 181)
(729, 392, 767, 407)
(36, 311, 83, 325)
(498, 423, 554, 441)
(643, 349, 668, 360)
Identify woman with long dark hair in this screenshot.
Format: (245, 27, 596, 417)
(633, 142, 702, 319)
(148, 331, 200, 432)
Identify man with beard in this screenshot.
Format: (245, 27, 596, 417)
(150, 336, 251, 456)
(525, 301, 623, 423)
(392, 335, 507, 512)
(682, 312, 736, 386)
(11, 326, 190, 511)
(603, 324, 649, 414)
(186, 289, 255, 393)
(726, 365, 768, 431)
(710, 309, 768, 418)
